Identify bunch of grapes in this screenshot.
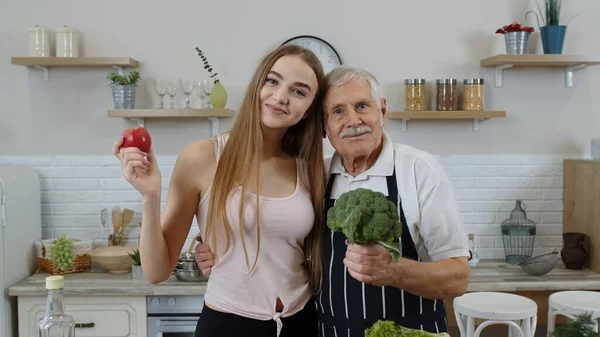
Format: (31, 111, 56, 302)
(49, 235, 75, 271)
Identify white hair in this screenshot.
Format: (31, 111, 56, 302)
(325, 66, 383, 108)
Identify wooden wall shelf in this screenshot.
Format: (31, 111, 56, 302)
(388, 110, 506, 132)
(480, 54, 600, 88)
(11, 57, 139, 81)
(108, 108, 235, 136)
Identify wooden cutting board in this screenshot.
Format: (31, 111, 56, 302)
(563, 159, 600, 273)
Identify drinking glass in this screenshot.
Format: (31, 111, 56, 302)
(179, 78, 196, 108)
(153, 78, 167, 109)
(197, 78, 213, 108)
(166, 80, 177, 108)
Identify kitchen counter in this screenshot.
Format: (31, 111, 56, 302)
(8, 260, 600, 297)
(8, 270, 208, 296)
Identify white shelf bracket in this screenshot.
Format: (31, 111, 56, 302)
(129, 118, 145, 127)
(208, 117, 220, 136)
(35, 66, 49, 81)
(472, 118, 482, 132)
(565, 64, 587, 88)
(113, 65, 124, 76)
(494, 64, 513, 88)
(401, 118, 408, 132)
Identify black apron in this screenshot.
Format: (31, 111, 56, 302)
(316, 166, 448, 337)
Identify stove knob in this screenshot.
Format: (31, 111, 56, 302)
(151, 297, 160, 307)
(168, 297, 176, 307)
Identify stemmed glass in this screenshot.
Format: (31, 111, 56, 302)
(197, 78, 213, 108)
(180, 78, 196, 108)
(153, 78, 167, 109)
(166, 80, 177, 109)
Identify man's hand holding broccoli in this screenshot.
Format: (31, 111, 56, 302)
(327, 188, 404, 286)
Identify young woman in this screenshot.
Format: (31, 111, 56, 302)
(112, 45, 326, 337)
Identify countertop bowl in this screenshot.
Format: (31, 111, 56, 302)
(88, 246, 137, 273)
(519, 250, 559, 276)
(174, 268, 206, 282)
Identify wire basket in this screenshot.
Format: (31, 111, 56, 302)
(501, 200, 537, 265)
(35, 236, 93, 275)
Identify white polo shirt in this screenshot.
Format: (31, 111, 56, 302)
(324, 132, 469, 262)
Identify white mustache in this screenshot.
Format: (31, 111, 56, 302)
(340, 125, 372, 139)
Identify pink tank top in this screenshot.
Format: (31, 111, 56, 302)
(195, 133, 315, 336)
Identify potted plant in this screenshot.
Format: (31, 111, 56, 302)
(496, 22, 535, 54)
(127, 249, 145, 281)
(551, 312, 597, 337)
(195, 47, 227, 109)
(527, 0, 567, 54)
(108, 70, 141, 109)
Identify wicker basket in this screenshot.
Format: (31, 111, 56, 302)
(35, 236, 93, 275)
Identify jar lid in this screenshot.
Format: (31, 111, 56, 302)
(57, 25, 74, 33)
(28, 25, 47, 33)
(436, 79, 457, 84)
(464, 78, 485, 84)
(405, 79, 425, 84)
(45, 275, 64, 290)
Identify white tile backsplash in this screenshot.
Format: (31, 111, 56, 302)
(0, 154, 565, 260)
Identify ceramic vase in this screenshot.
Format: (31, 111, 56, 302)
(561, 232, 590, 270)
(210, 80, 228, 109)
(540, 25, 567, 54)
(131, 264, 146, 281)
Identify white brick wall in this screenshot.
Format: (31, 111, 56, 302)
(0, 154, 565, 260)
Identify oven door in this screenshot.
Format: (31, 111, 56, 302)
(148, 316, 200, 337)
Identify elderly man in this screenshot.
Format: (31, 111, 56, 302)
(195, 66, 471, 337)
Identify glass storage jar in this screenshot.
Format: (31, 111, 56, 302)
(404, 79, 426, 111)
(435, 79, 458, 111)
(463, 78, 485, 111)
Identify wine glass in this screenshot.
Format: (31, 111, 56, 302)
(197, 78, 213, 108)
(166, 80, 177, 109)
(179, 78, 196, 108)
(153, 78, 167, 109)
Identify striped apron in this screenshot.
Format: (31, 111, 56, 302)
(316, 167, 448, 337)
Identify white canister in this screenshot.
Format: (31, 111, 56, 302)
(591, 136, 600, 160)
(27, 25, 50, 57)
(56, 25, 79, 57)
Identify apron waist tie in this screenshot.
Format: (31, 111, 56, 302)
(273, 312, 283, 337)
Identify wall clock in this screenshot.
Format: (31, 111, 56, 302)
(280, 35, 342, 74)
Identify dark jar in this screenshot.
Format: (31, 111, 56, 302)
(435, 79, 458, 111)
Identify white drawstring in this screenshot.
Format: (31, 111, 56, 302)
(273, 312, 283, 336)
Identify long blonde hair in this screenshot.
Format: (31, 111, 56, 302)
(204, 45, 326, 293)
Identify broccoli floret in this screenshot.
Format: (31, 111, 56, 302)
(327, 188, 402, 261)
(365, 320, 450, 337)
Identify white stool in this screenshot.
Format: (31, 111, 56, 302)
(547, 290, 600, 337)
(454, 292, 537, 337)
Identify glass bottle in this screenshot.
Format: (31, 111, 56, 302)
(38, 275, 75, 337)
(468, 233, 480, 267)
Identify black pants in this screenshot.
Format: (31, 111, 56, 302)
(194, 301, 318, 337)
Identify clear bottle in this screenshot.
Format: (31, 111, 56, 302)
(435, 79, 458, 111)
(38, 275, 76, 337)
(463, 78, 485, 111)
(468, 233, 480, 267)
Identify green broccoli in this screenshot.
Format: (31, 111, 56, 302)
(327, 188, 402, 261)
(365, 320, 450, 337)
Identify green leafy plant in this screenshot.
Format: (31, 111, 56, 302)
(128, 249, 141, 266)
(552, 312, 598, 337)
(108, 70, 141, 86)
(527, 0, 563, 27)
(326, 188, 402, 262)
(366, 320, 449, 337)
(195, 47, 219, 83)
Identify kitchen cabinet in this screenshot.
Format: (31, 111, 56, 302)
(17, 295, 146, 337)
